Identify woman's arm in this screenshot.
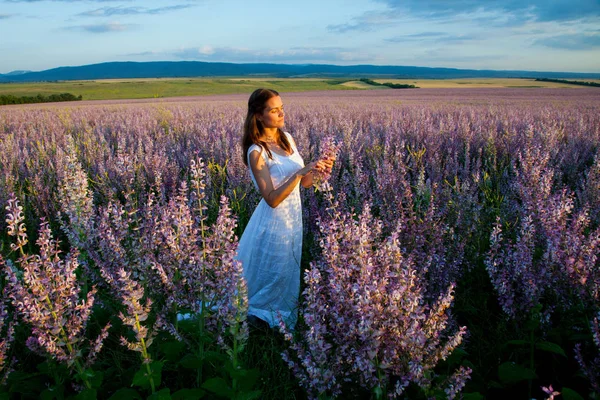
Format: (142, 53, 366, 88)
(300, 170, 314, 188)
(249, 149, 317, 208)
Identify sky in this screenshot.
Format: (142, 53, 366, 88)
(0, 0, 599, 74)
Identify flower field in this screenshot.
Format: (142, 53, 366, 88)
(0, 88, 599, 399)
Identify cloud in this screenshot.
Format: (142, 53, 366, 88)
(78, 4, 194, 17)
(331, 0, 600, 33)
(377, 0, 600, 22)
(169, 46, 374, 64)
(327, 11, 399, 33)
(534, 33, 600, 50)
(7, 0, 129, 2)
(386, 32, 479, 44)
(65, 22, 134, 33)
(0, 14, 15, 19)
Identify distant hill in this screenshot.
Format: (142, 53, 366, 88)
(0, 61, 598, 82)
(2, 70, 32, 76)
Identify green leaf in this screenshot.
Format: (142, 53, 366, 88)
(171, 388, 206, 400)
(197, 332, 215, 345)
(74, 389, 97, 400)
(202, 377, 233, 399)
(488, 380, 504, 389)
(498, 362, 536, 385)
(0, 393, 9, 400)
(108, 388, 142, 400)
(535, 341, 566, 357)
(132, 361, 164, 390)
(372, 385, 383, 400)
(234, 391, 261, 400)
(6, 371, 45, 395)
(446, 348, 468, 365)
(568, 333, 591, 342)
(232, 368, 259, 392)
(180, 354, 204, 369)
(76, 369, 104, 390)
(525, 305, 542, 331)
(462, 393, 485, 400)
(204, 351, 227, 364)
(147, 388, 171, 400)
(41, 387, 64, 400)
(160, 340, 186, 361)
(562, 387, 585, 400)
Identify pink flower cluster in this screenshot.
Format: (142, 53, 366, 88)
(281, 198, 470, 399)
(1, 194, 110, 389)
(57, 139, 94, 249)
(486, 144, 600, 322)
(0, 291, 16, 385)
(58, 155, 248, 357)
(541, 384, 560, 400)
(312, 135, 339, 192)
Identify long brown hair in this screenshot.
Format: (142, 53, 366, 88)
(241, 88, 292, 166)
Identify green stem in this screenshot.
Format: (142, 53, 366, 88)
(195, 173, 207, 388)
(135, 314, 156, 394)
(45, 296, 92, 390)
(528, 322, 534, 399)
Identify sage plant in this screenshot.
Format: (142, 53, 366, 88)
(2, 194, 110, 391)
(57, 139, 94, 249)
(486, 145, 600, 322)
(574, 312, 600, 395)
(281, 191, 470, 399)
(312, 135, 340, 192)
(0, 291, 16, 385)
(143, 159, 248, 367)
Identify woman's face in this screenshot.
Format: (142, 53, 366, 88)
(257, 95, 285, 130)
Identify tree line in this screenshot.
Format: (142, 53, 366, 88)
(535, 78, 600, 87)
(359, 78, 418, 88)
(0, 93, 83, 105)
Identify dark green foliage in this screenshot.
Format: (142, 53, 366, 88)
(358, 78, 418, 88)
(535, 78, 600, 87)
(0, 92, 82, 105)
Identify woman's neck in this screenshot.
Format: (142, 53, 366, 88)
(261, 128, 279, 143)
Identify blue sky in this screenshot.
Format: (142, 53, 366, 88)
(0, 0, 599, 74)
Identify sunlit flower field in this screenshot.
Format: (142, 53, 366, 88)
(0, 88, 599, 399)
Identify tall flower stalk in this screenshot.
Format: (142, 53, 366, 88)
(574, 312, 600, 395)
(486, 145, 600, 323)
(0, 290, 16, 386)
(2, 194, 110, 392)
(313, 135, 340, 192)
(145, 159, 248, 385)
(281, 192, 470, 399)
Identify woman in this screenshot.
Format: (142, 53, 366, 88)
(236, 88, 333, 330)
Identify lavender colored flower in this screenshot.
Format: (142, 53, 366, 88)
(487, 144, 600, 323)
(2, 198, 109, 391)
(0, 290, 16, 385)
(281, 199, 469, 399)
(541, 384, 560, 400)
(57, 138, 94, 249)
(574, 311, 600, 394)
(312, 135, 340, 192)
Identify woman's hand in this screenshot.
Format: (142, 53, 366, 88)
(299, 156, 335, 188)
(296, 161, 319, 177)
(315, 155, 335, 174)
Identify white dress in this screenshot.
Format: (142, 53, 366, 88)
(236, 132, 304, 329)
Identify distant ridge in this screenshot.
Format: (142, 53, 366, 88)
(2, 70, 32, 76)
(0, 61, 598, 82)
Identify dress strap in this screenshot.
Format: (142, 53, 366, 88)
(283, 131, 298, 152)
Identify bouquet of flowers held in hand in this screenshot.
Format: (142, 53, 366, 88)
(313, 135, 339, 192)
